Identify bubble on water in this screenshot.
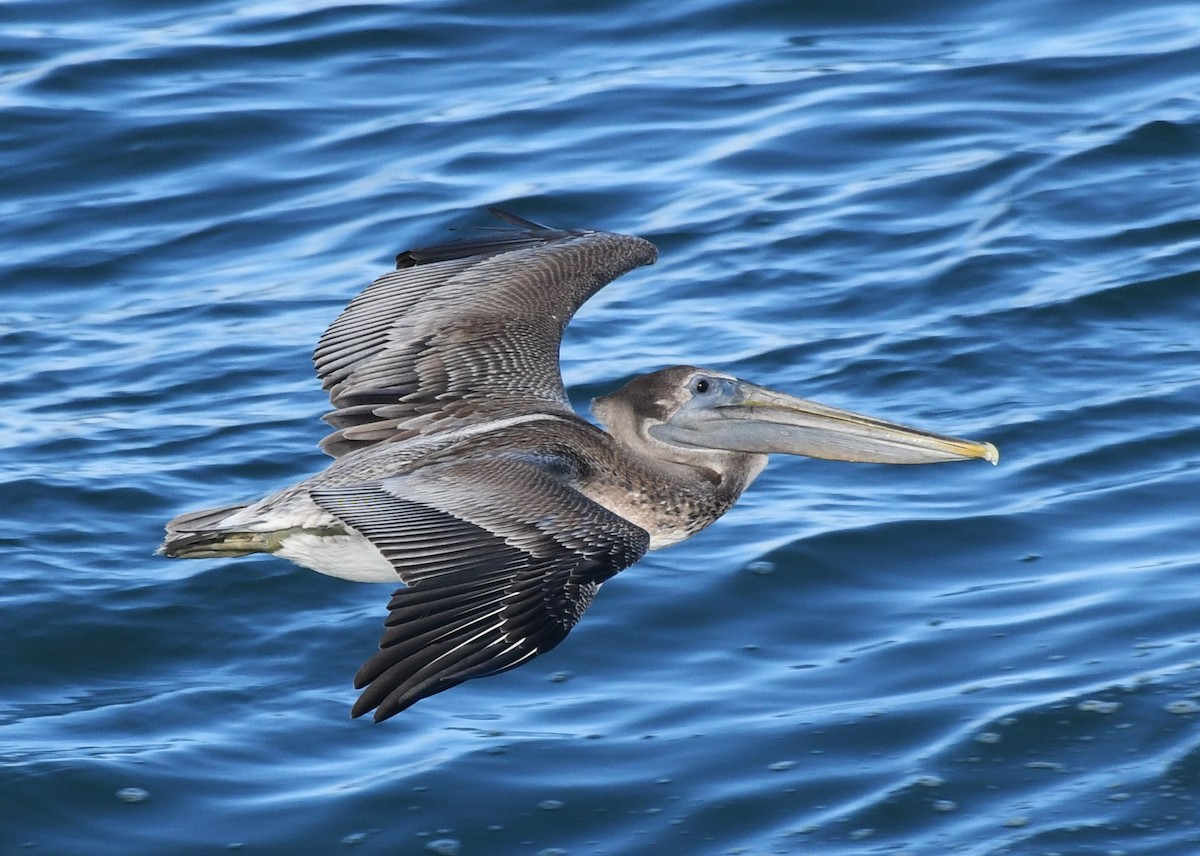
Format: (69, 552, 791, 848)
(768, 760, 796, 772)
(747, 560, 775, 575)
(1165, 699, 1200, 715)
(975, 731, 1001, 744)
(1078, 699, 1122, 714)
(341, 832, 368, 846)
(1024, 761, 1065, 772)
(538, 799, 564, 810)
(915, 775, 944, 788)
(933, 800, 957, 813)
(425, 839, 461, 855)
(116, 787, 148, 804)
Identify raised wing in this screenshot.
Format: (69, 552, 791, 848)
(313, 210, 658, 457)
(311, 448, 650, 720)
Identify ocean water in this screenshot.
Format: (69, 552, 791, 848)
(4, 0, 1200, 853)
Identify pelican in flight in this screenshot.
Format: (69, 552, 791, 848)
(162, 209, 998, 721)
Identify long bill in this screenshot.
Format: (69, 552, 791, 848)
(668, 381, 999, 465)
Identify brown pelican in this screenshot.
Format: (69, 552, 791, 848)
(161, 209, 998, 721)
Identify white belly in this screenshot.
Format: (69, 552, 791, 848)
(275, 530, 397, 583)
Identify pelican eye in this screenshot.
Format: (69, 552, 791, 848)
(692, 377, 711, 394)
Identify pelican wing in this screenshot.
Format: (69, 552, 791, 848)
(313, 210, 658, 457)
(310, 450, 650, 720)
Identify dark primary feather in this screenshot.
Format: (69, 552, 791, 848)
(392, 208, 564, 267)
(312, 446, 650, 720)
(312, 210, 658, 457)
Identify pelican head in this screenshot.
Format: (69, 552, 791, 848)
(592, 365, 998, 467)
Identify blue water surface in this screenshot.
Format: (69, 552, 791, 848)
(4, 1, 1200, 853)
